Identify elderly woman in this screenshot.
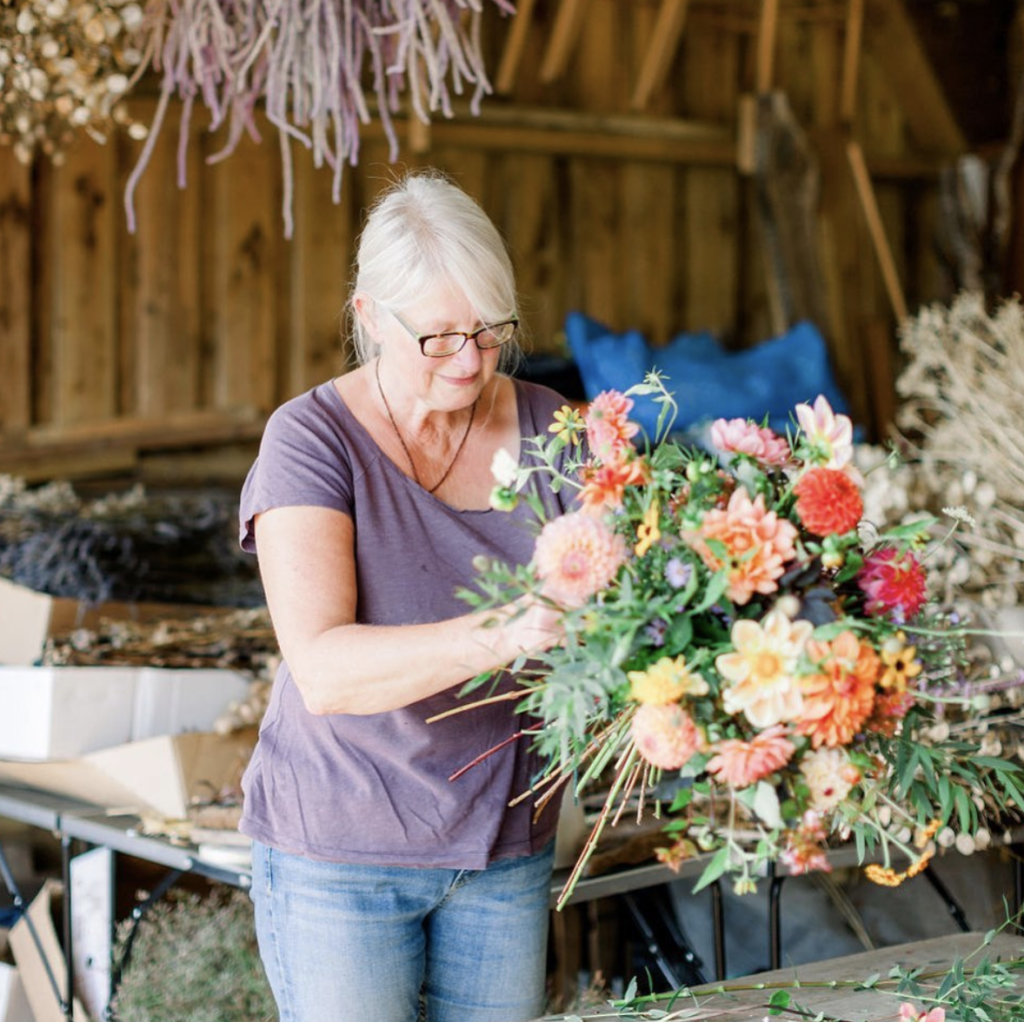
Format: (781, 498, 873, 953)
(239, 171, 573, 1022)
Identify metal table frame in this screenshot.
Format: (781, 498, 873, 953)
(0, 781, 993, 1022)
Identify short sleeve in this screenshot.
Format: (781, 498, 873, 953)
(239, 385, 356, 553)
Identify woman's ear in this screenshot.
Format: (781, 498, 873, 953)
(352, 293, 378, 338)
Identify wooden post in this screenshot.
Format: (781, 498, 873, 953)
(847, 139, 909, 323)
(630, 0, 691, 111)
(755, 0, 780, 94)
(839, 0, 864, 126)
(0, 150, 33, 434)
(496, 0, 537, 95)
(540, 0, 588, 84)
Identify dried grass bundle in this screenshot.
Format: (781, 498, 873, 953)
(125, 0, 514, 236)
(895, 291, 1024, 608)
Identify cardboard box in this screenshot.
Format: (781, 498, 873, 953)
(132, 668, 251, 742)
(8, 881, 89, 1022)
(0, 962, 34, 1022)
(0, 730, 256, 819)
(0, 576, 220, 666)
(0, 666, 138, 760)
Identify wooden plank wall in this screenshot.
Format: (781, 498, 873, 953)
(0, 0, 979, 482)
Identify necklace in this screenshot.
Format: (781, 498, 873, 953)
(374, 359, 477, 494)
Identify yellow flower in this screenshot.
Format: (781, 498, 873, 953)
(628, 654, 709, 706)
(635, 500, 661, 557)
(879, 632, 923, 692)
(548, 405, 585, 445)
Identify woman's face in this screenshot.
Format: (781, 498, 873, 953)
(379, 281, 503, 412)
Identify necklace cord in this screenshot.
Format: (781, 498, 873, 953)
(374, 359, 477, 494)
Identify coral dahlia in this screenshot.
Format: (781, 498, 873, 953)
(683, 488, 798, 605)
(631, 703, 702, 770)
(705, 724, 795, 788)
(533, 512, 627, 607)
(792, 466, 863, 536)
(585, 390, 640, 463)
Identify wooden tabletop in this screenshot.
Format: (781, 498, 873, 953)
(536, 931, 1024, 1020)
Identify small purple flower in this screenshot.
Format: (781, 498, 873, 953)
(645, 619, 668, 647)
(666, 558, 692, 589)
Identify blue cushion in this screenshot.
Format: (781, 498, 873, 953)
(564, 312, 850, 438)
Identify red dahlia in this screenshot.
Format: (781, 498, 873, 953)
(858, 547, 927, 621)
(792, 467, 864, 537)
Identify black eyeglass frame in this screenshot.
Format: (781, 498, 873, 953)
(390, 310, 519, 358)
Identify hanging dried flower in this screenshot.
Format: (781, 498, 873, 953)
(123, 0, 515, 238)
(0, 0, 148, 165)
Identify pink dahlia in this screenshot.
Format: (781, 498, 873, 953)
(683, 488, 798, 605)
(710, 418, 791, 467)
(585, 390, 640, 463)
(533, 512, 627, 607)
(858, 547, 928, 620)
(631, 703, 702, 770)
(792, 467, 863, 537)
(705, 724, 795, 788)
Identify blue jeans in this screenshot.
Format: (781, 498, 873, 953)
(250, 840, 555, 1022)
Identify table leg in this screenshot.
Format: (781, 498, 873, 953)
(61, 834, 74, 1022)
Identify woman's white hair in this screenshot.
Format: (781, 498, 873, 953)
(347, 170, 522, 369)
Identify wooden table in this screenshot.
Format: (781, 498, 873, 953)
(535, 931, 1024, 1020)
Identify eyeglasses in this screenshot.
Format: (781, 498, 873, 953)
(390, 309, 518, 358)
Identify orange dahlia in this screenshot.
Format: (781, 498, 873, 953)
(683, 488, 798, 605)
(796, 631, 880, 748)
(792, 467, 864, 537)
(578, 457, 650, 513)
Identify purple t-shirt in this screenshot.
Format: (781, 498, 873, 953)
(237, 377, 573, 868)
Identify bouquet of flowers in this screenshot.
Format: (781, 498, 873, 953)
(462, 375, 1024, 908)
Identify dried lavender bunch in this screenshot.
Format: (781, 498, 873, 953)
(125, 0, 514, 237)
(0, 476, 263, 607)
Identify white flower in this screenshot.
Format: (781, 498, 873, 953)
(943, 505, 976, 528)
(490, 447, 519, 489)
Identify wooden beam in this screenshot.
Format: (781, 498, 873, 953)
(15, 408, 264, 450)
(847, 139, 909, 323)
(840, 0, 864, 126)
(863, 0, 966, 155)
(540, 0, 588, 84)
(631, 0, 691, 112)
(755, 0, 780, 94)
(495, 0, 537, 95)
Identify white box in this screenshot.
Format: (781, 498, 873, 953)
(0, 963, 34, 1022)
(0, 730, 256, 819)
(0, 666, 137, 760)
(131, 668, 252, 741)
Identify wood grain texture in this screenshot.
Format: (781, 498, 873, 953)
(0, 149, 32, 433)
